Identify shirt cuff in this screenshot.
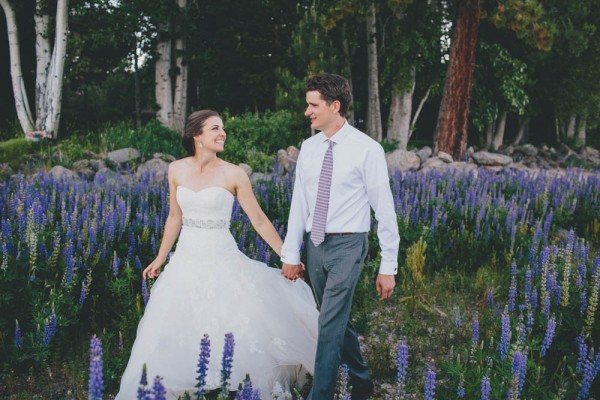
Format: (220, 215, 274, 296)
(378, 260, 398, 275)
(281, 251, 301, 266)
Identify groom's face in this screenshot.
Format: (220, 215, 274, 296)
(305, 90, 339, 133)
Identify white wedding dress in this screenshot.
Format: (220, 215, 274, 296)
(116, 186, 318, 399)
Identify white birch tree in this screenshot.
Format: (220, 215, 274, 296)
(365, 1, 382, 141)
(1, 0, 69, 138)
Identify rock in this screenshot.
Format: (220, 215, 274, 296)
(94, 167, 120, 185)
(415, 146, 432, 162)
(514, 144, 538, 156)
(420, 157, 448, 172)
(107, 147, 140, 166)
(286, 146, 300, 161)
(238, 163, 252, 176)
(277, 149, 296, 173)
(153, 152, 176, 162)
(500, 145, 515, 156)
(471, 151, 513, 167)
(250, 172, 276, 185)
(48, 165, 81, 182)
(136, 158, 169, 181)
(89, 159, 106, 172)
(385, 149, 421, 172)
(580, 146, 600, 158)
(557, 143, 574, 156)
(437, 151, 453, 163)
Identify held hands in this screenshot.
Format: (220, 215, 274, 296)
(143, 256, 167, 280)
(375, 274, 395, 301)
(281, 262, 305, 282)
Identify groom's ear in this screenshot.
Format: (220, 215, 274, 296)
(331, 100, 341, 114)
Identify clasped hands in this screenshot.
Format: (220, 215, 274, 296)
(281, 262, 305, 282)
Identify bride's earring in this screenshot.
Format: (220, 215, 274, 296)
(195, 139, 204, 149)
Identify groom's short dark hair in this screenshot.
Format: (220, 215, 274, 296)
(306, 73, 352, 117)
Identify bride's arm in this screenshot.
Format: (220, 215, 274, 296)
(143, 163, 183, 279)
(234, 167, 283, 257)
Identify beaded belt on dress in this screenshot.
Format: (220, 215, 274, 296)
(182, 217, 229, 229)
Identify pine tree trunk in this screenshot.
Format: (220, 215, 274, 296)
(492, 111, 507, 150)
(1, 0, 35, 133)
(366, 1, 382, 141)
(434, 0, 480, 159)
(387, 68, 415, 151)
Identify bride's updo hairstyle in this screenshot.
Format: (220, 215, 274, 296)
(182, 109, 220, 156)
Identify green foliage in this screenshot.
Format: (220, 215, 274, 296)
(0, 139, 44, 169)
(222, 110, 306, 166)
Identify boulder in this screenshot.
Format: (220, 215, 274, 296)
(471, 151, 513, 167)
(286, 145, 300, 162)
(415, 146, 432, 163)
(153, 152, 177, 162)
(420, 157, 449, 172)
(48, 165, 81, 182)
(580, 146, 599, 158)
(107, 147, 140, 166)
(94, 167, 120, 185)
(277, 149, 296, 173)
(437, 151, 453, 163)
(136, 158, 169, 181)
(385, 149, 421, 172)
(514, 144, 538, 156)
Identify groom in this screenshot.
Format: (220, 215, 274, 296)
(281, 73, 400, 400)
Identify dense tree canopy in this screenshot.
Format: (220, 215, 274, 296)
(1, 0, 599, 148)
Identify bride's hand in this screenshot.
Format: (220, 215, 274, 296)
(143, 258, 165, 280)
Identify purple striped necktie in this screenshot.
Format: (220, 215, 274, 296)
(311, 139, 334, 246)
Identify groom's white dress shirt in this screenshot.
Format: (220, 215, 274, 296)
(281, 122, 400, 275)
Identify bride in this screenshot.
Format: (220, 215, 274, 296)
(115, 110, 318, 399)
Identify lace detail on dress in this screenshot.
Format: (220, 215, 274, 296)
(181, 217, 229, 229)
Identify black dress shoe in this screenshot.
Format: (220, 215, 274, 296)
(351, 381, 374, 400)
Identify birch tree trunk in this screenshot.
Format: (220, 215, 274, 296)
(173, 35, 188, 132)
(576, 118, 586, 146)
(485, 122, 494, 148)
(387, 68, 416, 151)
(512, 117, 529, 146)
(366, 1, 382, 141)
(39, 0, 69, 137)
(566, 115, 576, 139)
(34, 6, 50, 128)
(434, 0, 480, 159)
(155, 38, 173, 126)
(341, 22, 355, 125)
(1, 0, 35, 133)
(492, 111, 507, 150)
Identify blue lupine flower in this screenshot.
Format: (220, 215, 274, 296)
(499, 306, 510, 360)
(42, 310, 57, 348)
(142, 280, 149, 305)
(138, 364, 151, 399)
(112, 255, 120, 276)
(397, 339, 409, 394)
(220, 333, 235, 395)
(89, 335, 104, 400)
(508, 261, 517, 313)
(518, 350, 528, 394)
(472, 316, 479, 348)
(480, 374, 491, 400)
(424, 365, 436, 400)
(152, 376, 167, 400)
(541, 314, 557, 357)
(14, 320, 22, 348)
(578, 354, 597, 400)
(79, 280, 87, 305)
(196, 334, 211, 399)
(457, 376, 465, 398)
(576, 334, 588, 372)
(487, 288, 494, 309)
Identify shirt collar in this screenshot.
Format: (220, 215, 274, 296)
(319, 121, 350, 144)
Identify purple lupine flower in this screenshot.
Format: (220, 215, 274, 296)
(152, 376, 167, 400)
(14, 320, 22, 348)
(487, 288, 494, 309)
(580, 290, 588, 316)
(220, 333, 235, 395)
(112, 255, 120, 276)
(397, 339, 409, 395)
(508, 261, 517, 313)
(481, 374, 491, 400)
(79, 280, 87, 305)
(138, 364, 151, 399)
(196, 334, 211, 399)
(135, 255, 143, 271)
(424, 365, 436, 400)
(472, 316, 480, 348)
(576, 334, 588, 372)
(142, 279, 150, 305)
(524, 267, 532, 304)
(42, 310, 57, 348)
(499, 306, 510, 360)
(508, 350, 524, 399)
(518, 350, 528, 394)
(543, 293, 551, 316)
(531, 288, 538, 311)
(457, 376, 465, 398)
(578, 353, 597, 400)
(89, 335, 104, 400)
(540, 314, 557, 357)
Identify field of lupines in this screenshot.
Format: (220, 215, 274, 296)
(1, 164, 600, 399)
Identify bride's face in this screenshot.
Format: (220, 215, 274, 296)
(196, 116, 226, 153)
